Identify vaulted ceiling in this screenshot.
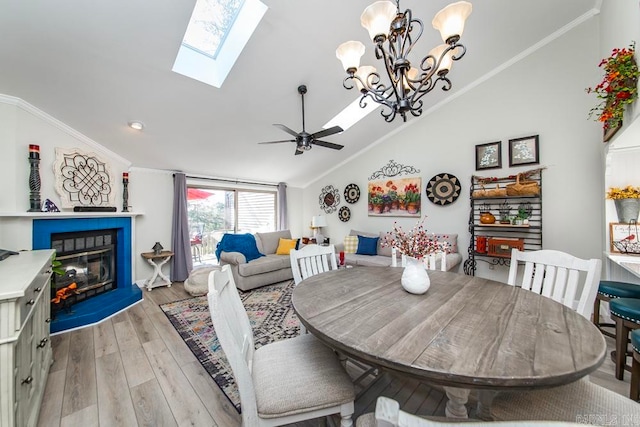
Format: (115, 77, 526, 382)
(0, 1, 597, 187)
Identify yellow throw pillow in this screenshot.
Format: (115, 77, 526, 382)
(276, 238, 298, 255)
(344, 235, 358, 254)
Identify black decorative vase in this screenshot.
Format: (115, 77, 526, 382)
(28, 144, 41, 212)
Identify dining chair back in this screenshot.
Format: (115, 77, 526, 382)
(355, 396, 584, 426)
(290, 244, 338, 285)
(208, 265, 355, 426)
(507, 249, 602, 319)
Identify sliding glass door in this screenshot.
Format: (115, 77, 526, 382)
(187, 186, 276, 264)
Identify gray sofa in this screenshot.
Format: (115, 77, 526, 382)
(218, 230, 294, 291)
(335, 229, 462, 271)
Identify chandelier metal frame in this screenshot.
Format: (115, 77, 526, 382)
(339, 1, 470, 123)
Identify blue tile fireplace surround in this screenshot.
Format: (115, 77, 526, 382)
(33, 216, 142, 333)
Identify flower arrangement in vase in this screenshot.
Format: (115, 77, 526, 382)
(586, 42, 639, 141)
(607, 185, 640, 223)
(382, 217, 449, 294)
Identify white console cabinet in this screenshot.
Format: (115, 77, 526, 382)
(0, 250, 54, 427)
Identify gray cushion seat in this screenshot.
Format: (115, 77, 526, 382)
(252, 333, 355, 418)
(491, 377, 640, 422)
(238, 254, 290, 276)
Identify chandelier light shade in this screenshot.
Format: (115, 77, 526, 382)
(360, 1, 398, 41)
(432, 1, 472, 43)
(336, 41, 366, 72)
(336, 0, 472, 122)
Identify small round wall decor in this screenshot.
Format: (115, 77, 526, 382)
(426, 173, 461, 206)
(338, 206, 351, 222)
(344, 183, 360, 204)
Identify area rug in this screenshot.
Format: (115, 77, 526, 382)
(160, 280, 300, 412)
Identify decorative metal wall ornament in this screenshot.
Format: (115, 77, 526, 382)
(426, 173, 461, 206)
(319, 185, 340, 213)
(338, 206, 351, 222)
(368, 159, 420, 180)
(53, 148, 114, 208)
(344, 183, 361, 204)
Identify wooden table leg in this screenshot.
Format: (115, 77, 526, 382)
(476, 390, 497, 420)
(144, 255, 172, 290)
(443, 386, 469, 418)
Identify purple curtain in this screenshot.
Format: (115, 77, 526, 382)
(171, 173, 192, 281)
(277, 182, 287, 230)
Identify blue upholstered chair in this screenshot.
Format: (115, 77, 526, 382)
(593, 280, 640, 338)
(609, 297, 640, 381)
(630, 329, 640, 401)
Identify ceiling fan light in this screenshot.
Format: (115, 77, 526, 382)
(429, 44, 454, 74)
(336, 40, 366, 72)
(360, 1, 397, 42)
(355, 65, 377, 92)
(432, 1, 472, 44)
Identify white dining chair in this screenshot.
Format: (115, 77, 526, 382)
(208, 265, 355, 426)
(355, 396, 585, 426)
(490, 249, 636, 423)
(507, 248, 602, 319)
(290, 243, 338, 285)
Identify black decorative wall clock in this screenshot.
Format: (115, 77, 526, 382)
(319, 185, 340, 213)
(426, 173, 461, 206)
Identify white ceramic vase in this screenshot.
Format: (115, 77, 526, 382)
(401, 256, 430, 294)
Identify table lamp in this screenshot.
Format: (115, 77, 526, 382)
(311, 215, 327, 244)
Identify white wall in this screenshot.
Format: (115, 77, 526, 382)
(0, 95, 305, 282)
(303, 18, 603, 282)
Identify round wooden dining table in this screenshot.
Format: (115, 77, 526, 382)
(291, 267, 607, 419)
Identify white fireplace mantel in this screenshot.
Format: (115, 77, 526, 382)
(0, 212, 143, 219)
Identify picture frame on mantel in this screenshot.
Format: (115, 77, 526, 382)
(475, 141, 502, 171)
(508, 135, 539, 167)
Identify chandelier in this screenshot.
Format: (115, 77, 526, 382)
(336, 1, 472, 123)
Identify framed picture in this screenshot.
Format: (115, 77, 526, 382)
(610, 222, 640, 253)
(508, 135, 539, 167)
(368, 177, 421, 217)
(475, 141, 502, 171)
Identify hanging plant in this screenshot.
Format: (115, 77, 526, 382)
(586, 42, 639, 141)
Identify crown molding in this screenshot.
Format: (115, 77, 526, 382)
(0, 94, 131, 167)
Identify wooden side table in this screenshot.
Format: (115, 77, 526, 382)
(141, 250, 174, 291)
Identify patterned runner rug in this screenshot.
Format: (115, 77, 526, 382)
(160, 280, 300, 413)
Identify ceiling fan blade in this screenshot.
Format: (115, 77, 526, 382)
(313, 140, 344, 150)
(310, 126, 344, 140)
(295, 149, 304, 155)
(258, 139, 296, 144)
(273, 124, 300, 137)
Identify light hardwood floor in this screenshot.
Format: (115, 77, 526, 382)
(37, 282, 633, 427)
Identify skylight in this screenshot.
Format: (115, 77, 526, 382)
(173, 0, 267, 88)
(323, 96, 379, 131)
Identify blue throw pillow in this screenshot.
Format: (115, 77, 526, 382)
(215, 233, 264, 262)
(356, 235, 379, 256)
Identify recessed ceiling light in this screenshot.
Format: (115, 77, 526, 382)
(128, 121, 144, 131)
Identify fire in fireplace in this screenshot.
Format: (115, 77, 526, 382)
(51, 229, 117, 314)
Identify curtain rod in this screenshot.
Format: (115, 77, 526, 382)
(179, 174, 280, 188)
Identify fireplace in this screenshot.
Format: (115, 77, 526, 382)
(33, 216, 142, 333)
(51, 229, 117, 313)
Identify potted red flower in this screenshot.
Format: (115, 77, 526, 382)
(586, 42, 639, 141)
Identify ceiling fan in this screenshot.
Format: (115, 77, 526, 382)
(259, 85, 344, 155)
